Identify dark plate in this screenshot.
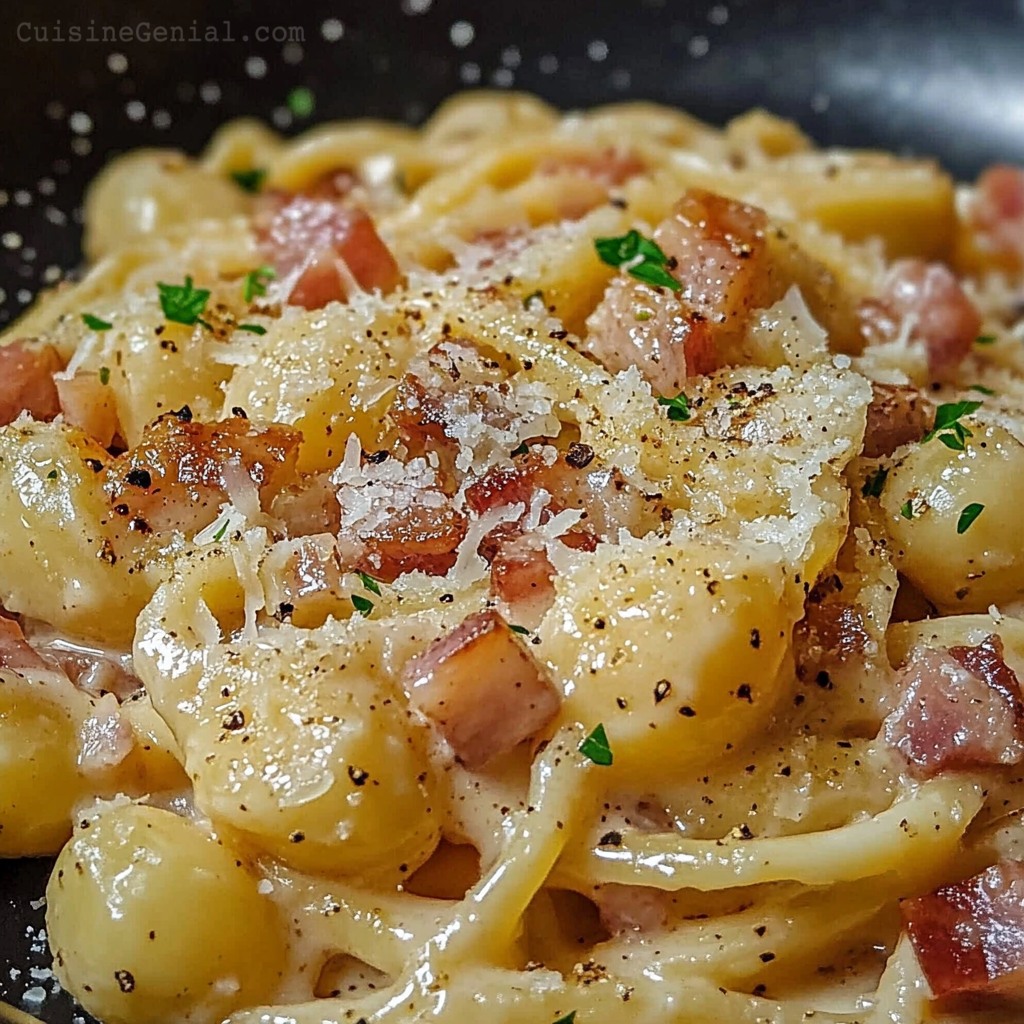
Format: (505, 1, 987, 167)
(2, 0, 1024, 1019)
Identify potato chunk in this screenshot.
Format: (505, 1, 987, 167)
(47, 803, 285, 1024)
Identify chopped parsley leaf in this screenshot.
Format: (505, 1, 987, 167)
(523, 289, 545, 310)
(594, 230, 682, 292)
(243, 265, 276, 303)
(938, 431, 967, 451)
(98, 366, 111, 386)
(900, 500, 915, 520)
(230, 168, 267, 193)
(552, 1015, 577, 1024)
(975, 334, 998, 345)
(237, 323, 267, 335)
(46, 469, 58, 480)
(351, 594, 374, 618)
(509, 624, 531, 636)
(356, 571, 382, 597)
(923, 399, 982, 446)
(970, 384, 996, 396)
(957, 502, 985, 534)
(861, 467, 888, 498)
(287, 86, 315, 118)
(579, 723, 613, 766)
(157, 276, 211, 326)
(657, 391, 691, 422)
(510, 441, 529, 457)
(82, 313, 112, 331)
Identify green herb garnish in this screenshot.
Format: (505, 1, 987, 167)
(552, 1015, 577, 1024)
(213, 519, 230, 542)
(82, 313, 112, 331)
(970, 384, 996, 396)
(46, 469, 58, 480)
(509, 624, 531, 636)
(594, 230, 681, 292)
(957, 503, 985, 534)
(157, 276, 211, 326)
(976, 334, 998, 345)
(356, 571, 381, 597)
(242, 265, 276, 304)
(287, 86, 315, 119)
(510, 441, 529, 458)
(657, 391, 691, 422)
(237, 323, 267, 335)
(523, 289, 544, 310)
(861, 467, 888, 498)
(98, 366, 110, 386)
(230, 168, 267, 193)
(351, 594, 374, 618)
(579, 723, 613, 767)
(922, 400, 982, 448)
(900, 500, 915, 520)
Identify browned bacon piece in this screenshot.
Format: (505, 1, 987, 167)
(902, 859, 1024, 999)
(465, 448, 659, 551)
(105, 411, 301, 534)
(402, 609, 561, 769)
(261, 534, 345, 627)
(55, 371, 121, 448)
(859, 259, 981, 378)
(489, 533, 557, 627)
(256, 192, 401, 309)
(585, 189, 778, 394)
(353, 501, 468, 583)
(863, 383, 933, 458)
(0, 340, 63, 426)
(883, 635, 1024, 778)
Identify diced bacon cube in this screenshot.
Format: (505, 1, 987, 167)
(0, 340, 63, 427)
(402, 610, 562, 769)
(490, 533, 556, 628)
(859, 259, 980, 378)
(863, 383, 933, 458)
(883, 635, 1024, 778)
(260, 534, 345, 628)
(585, 189, 775, 394)
(105, 412, 301, 535)
(902, 860, 1024, 999)
(256, 193, 401, 310)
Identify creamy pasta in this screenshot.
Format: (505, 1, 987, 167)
(4, 91, 1024, 1024)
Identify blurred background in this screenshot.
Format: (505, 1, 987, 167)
(2, 0, 1024, 330)
(3, 0, 1024, 1018)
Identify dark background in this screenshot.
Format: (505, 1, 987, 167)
(2, 0, 1024, 1019)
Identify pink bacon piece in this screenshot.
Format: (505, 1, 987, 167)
(903, 859, 1024, 999)
(585, 189, 774, 394)
(0, 340, 63, 427)
(105, 410, 301, 535)
(883, 635, 1024, 778)
(256, 192, 401, 310)
(402, 609, 561, 770)
(859, 259, 981, 378)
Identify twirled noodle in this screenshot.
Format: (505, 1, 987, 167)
(1, 90, 1023, 1024)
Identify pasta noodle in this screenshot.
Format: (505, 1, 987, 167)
(4, 90, 1024, 1024)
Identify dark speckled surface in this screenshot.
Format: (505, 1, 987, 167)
(2, 0, 1024, 1019)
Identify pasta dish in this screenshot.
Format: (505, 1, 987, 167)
(5, 91, 1024, 1024)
